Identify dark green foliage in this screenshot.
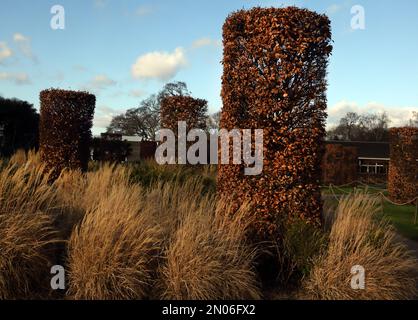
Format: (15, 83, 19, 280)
(0, 96, 39, 157)
(91, 137, 131, 163)
(130, 161, 216, 194)
(281, 219, 328, 279)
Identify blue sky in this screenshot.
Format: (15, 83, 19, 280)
(0, 0, 417, 134)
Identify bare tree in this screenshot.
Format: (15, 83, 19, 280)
(206, 111, 221, 132)
(360, 112, 390, 141)
(107, 82, 191, 141)
(408, 111, 418, 127)
(329, 112, 361, 140)
(157, 81, 191, 100)
(327, 111, 390, 141)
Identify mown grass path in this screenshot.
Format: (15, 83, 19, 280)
(322, 188, 418, 242)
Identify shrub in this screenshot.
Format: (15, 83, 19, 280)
(0, 152, 59, 299)
(278, 218, 328, 284)
(322, 144, 358, 185)
(0, 211, 58, 299)
(159, 199, 261, 300)
(218, 7, 332, 242)
(39, 89, 95, 179)
(130, 160, 216, 193)
(53, 163, 133, 238)
(0, 153, 55, 215)
(141, 176, 218, 248)
(91, 137, 131, 163)
(67, 174, 250, 300)
(388, 127, 418, 203)
(67, 184, 162, 300)
(303, 191, 418, 300)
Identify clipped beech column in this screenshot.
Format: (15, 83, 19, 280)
(388, 127, 418, 203)
(322, 144, 358, 185)
(160, 96, 208, 134)
(160, 95, 208, 163)
(39, 89, 95, 179)
(218, 7, 333, 241)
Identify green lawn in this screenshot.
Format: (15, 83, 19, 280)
(321, 186, 418, 241)
(321, 185, 387, 195)
(382, 202, 418, 241)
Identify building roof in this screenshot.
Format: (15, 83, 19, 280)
(122, 136, 142, 142)
(326, 141, 390, 159)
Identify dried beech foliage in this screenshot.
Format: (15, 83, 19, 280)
(218, 7, 332, 241)
(39, 89, 95, 179)
(388, 127, 418, 203)
(160, 95, 208, 134)
(322, 144, 358, 185)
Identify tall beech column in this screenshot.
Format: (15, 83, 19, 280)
(388, 127, 418, 203)
(39, 89, 95, 179)
(218, 7, 333, 241)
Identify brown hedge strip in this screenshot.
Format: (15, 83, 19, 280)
(388, 127, 418, 203)
(39, 89, 95, 179)
(322, 144, 358, 185)
(160, 95, 208, 164)
(217, 7, 332, 241)
(160, 95, 208, 134)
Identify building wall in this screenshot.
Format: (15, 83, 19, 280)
(358, 158, 389, 184)
(126, 142, 141, 162)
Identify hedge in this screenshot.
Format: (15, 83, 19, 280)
(160, 95, 208, 134)
(39, 89, 95, 179)
(388, 127, 418, 203)
(217, 7, 332, 241)
(322, 144, 358, 186)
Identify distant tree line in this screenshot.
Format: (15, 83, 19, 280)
(107, 82, 190, 141)
(2, 91, 417, 158)
(327, 111, 391, 141)
(91, 136, 131, 163)
(106, 81, 221, 140)
(327, 111, 418, 142)
(408, 111, 418, 127)
(0, 96, 39, 157)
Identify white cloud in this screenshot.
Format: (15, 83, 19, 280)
(13, 33, 37, 62)
(0, 42, 13, 64)
(131, 47, 187, 81)
(94, 116, 113, 130)
(73, 65, 88, 72)
(82, 74, 116, 92)
(92, 74, 116, 87)
(0, 72, 31, 85)
(192, 37, 221, 49)
(13, 33, 26, 42)
(130, 89, 146, 97)
(326, 4, 342, 15)
(135, 5, 154, 16)
(93, 105, 121, 130)
(52, 71, 65, 81)
(94, 0, 107, 8)
(327, 100, 417, 128)
(326, 1, 353, 16)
